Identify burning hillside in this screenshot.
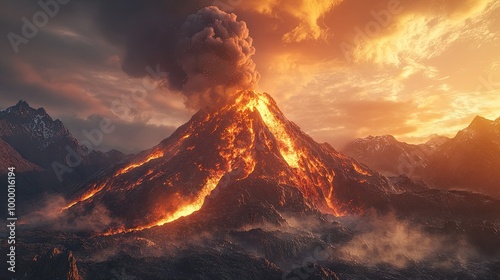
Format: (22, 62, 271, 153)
(61, 91, 399, 235)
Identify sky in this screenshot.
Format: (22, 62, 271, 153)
(1, 0, 499, 153)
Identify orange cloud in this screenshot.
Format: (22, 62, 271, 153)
(238, 0, 342, 42)
(342, 0, 498, 65)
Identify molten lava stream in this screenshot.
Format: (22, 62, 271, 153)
(114, 150, 164, 177)
(61, 182, 108, 212)
(352, 163, 371, 176)
(102, 175, 224, 236)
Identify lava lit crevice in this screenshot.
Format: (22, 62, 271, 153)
(114, 150, 164, 177)
(61, 181, 110, 212)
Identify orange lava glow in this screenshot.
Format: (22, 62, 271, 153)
(102, 175, 224, 235)
(254, 96, 301, 168)
(99, 91, 361, 234)
(233, 92, 348, 216)
(61, 182, 108, 212)
(352, 163, 371, 176)
(115, 150, 164, 177)
(325, 196, 345, 217)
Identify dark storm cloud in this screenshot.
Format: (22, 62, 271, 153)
(0, 0, 119, 113)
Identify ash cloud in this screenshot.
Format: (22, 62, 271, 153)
(93, 1, 259, 108)
(175, 6, 260, 108)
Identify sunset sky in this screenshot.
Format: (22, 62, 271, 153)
(1, 0, 499, 153)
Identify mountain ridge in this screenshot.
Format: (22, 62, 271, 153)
(0, 100, 126, 210)
(343, 115, 500, 198)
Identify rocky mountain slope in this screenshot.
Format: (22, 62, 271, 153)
(343, 116, 500, 198)
(0, 101, 126, 209)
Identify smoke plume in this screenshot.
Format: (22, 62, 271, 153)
(175, 6, 260, 108)
(110, 4, 260, 108)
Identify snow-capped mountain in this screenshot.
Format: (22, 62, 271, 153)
(0, 100, 126, 203)
(0, 100, 72, 150)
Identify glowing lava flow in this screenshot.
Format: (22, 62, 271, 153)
(61, 182, 108, 212)
(103, 100, 260, 235)
(254, 96, 301, 168)
(102, 175, 224, 235)
(249, 93, 346, 216)
(90, 91, 365, 235)
(115, 150, 164, 176)
(62, 150, 166, 212)
(61, 150, 165, 212)
(352, 163, 371, 176)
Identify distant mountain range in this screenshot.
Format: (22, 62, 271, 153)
(343, 116, 500, 198)
(0, 101, 126, 209)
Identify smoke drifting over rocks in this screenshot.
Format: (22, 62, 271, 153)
(21, 195, 114, 232)
(338, 214, 477, 270)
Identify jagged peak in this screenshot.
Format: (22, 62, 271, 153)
(3, 100, 58, 123)
(16, 99, 30, 107)
(1, 100, 72, 147)
(4, 100, 50, 117)
(379, 134, 397, 140)
(469, 115, 493, 128)
(11, 100, 37, 113)
(1, 100, 29, 114)
(454, 115, 496, 142)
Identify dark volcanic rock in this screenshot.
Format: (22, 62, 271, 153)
(198, 177, 321, 229)
(389, 189, 500, 221)
(80, 250, 284, 280)
(21, 248, 81, 280)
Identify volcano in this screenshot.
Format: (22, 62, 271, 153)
(63, 91, 408, 234)
(11, 93, 500, 280)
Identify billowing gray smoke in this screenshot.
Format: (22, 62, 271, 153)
(117, 5, 259, 108)
(175, 6, 259, 108)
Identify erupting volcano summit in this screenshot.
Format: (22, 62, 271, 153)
(62, 91, 404, 235)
